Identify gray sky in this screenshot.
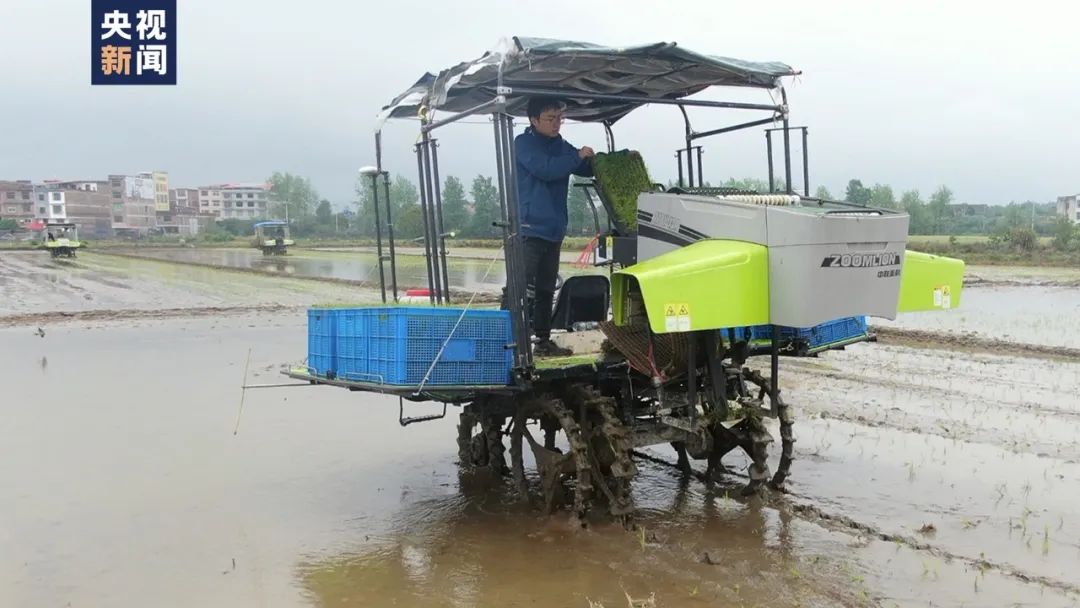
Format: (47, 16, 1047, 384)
(1, 0, 1077, 206)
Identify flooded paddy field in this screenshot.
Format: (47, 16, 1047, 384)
(2, 249, 1079, 607)
(104, 247, 599, 294)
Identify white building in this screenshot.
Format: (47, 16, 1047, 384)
(221, 184, 269, 220)
(198, 187, 223, 216)
(32, 186, 67, 222)
(1058, 195, 1080, 225)
(198, 183, 270, 220)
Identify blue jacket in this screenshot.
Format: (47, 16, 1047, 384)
(515, 127, 594, 242)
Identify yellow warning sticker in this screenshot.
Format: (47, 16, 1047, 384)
(664, 303, 691, 332)
(933, 285, 952, 309)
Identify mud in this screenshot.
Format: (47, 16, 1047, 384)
(94, 249, 502, 298)
(0, 251, 494, 319)
(965, 264, 1080, 287)
(873, 326, 1080, 361)
(874, 282, 1080, 350)
(4, 250, 1080, 607)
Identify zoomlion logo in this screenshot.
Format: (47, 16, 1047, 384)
(821, 252, 902, 268)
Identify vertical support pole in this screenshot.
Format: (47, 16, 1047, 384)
(603, 122, 615, 153)
(493, 113, 529, 375)
(802, 127, 810, 198)
(676, 151, 684, 189)
(369, 173, 387, 303)
(695, 146, 704, 187)
(415, 141, 437, 304)
(430, 140, 452, 303)
(704, 330, 728, 420)
(687, 332, 697, 426)
(420, 134, 444, 304)
(382, 172, 399, 302)
(766, 131, 775, 193)
(782, 88, 793, 195)
(685, 140, 694, 188)
(373, 132, 389, 302)
(770, 326, 780, 417)
(499, 113, 533, 371)
(679, 105, 694, 188)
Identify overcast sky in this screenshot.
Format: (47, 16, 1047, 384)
(1, 0, 1077, 207)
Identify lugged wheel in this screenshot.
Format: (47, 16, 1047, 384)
(509, 398, 593, 521)
(557, 385, 637, 519)
(741, 368, 794, 491)
(456, 408, 507, 475)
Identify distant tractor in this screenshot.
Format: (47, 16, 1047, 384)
(253, 220, 294, 255)
(40, 222, 81, 259)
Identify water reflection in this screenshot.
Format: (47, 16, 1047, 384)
(297, 462, 850, 608)
(126, 248, 512, 291)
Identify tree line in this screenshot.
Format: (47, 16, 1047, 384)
(205, 171, 1073, 246)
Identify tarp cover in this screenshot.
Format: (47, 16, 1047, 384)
(376, 37, 798, 128)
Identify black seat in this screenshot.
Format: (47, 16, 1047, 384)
(550, 275, 610, 330)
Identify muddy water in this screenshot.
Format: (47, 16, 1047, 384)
(122, 248, 514, 291)
(5, 252, 1080, 606)
(0, 316, 856, 608)
(0, 252, 380, 316)
(877, 284, 1080, 348)
(4, 314, 1079, 607)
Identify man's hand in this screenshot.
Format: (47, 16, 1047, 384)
(578, 146, 595, 159)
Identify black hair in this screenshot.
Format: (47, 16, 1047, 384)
(526, 97, 566, 119)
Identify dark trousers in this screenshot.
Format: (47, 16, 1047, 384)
(501, 237, 561, 340)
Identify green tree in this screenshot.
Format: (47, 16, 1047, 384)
(0, 218, 18, 231)
(396, 202, 425, 239)
(469, 175, 500, 238)
(870, 184, 897, 209)
(440, 176, 470, 234)
(355, 174, 420, 236)
(901, 190, 931, 234)
(268, 171, 319, 220)
(813, 186, 833, 200)
(928, 186, 953, 233)
(721, 177, 784, 193)
(315, 199, 333, 224)
(219, 218, 256, 236)
(1052, 216, 1076, 251)
(844, 179, 872, 205)
(995, 203, 1029, 234)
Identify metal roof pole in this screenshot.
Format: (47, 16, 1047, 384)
(781, 88, 793, 195)
(420, 132, 444, 304)
(415, 139, 437, 304)
(430, 139, 452, 303)
(679, 105, 694, 187)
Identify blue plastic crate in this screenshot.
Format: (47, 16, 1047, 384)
(330, 307, 513, 386)
(307, 308, 338, 377)
(334, 308, 371, 380)
(748, 316, 869, 349)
